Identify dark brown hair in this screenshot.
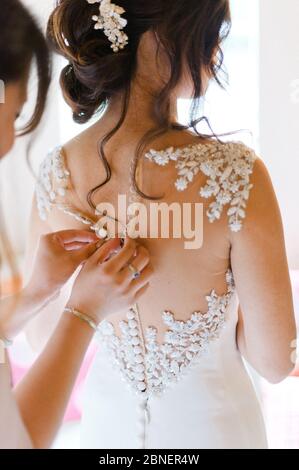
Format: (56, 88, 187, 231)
(0, 1, 51, 297)
(47, 0, 231, 208)
(0, 0, 51, 135)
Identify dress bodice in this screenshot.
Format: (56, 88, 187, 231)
(36, 139, 267, 449)
(36, 139, 257, 396)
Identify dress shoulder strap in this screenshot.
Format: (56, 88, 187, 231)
(145, 140, 257, 232)
(36, 146, 71, 221)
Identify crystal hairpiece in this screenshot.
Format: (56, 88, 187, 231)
(86, 0, 129, 53)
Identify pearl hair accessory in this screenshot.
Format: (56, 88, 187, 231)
(86, 0, 129, 52)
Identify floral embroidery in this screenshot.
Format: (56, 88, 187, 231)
(38, 141, 256, 233)
(145, 141, 257, 232)
(96, 270, 235, 397)
(145, 147, 182, 167)
(36, 147, 70, 221)
(175, 177, 188, 192)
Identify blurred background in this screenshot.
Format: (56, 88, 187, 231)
(1, 0, 299, 449)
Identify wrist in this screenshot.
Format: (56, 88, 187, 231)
(66, 294, 103, 326)
(0, 328, 13, 348)
(22, 283, 58, 314)
(61, 307, 95, 343)
(1, 286, 57, 340)
(64, 303, 100, 328)
(0, 288, 44, 342)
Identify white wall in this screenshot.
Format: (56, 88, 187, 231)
(259, 0, 299, 268)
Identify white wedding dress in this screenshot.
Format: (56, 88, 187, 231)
(36, 140, 268, 449)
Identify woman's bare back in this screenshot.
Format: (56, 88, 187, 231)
(26, 122, 294, 389)
(29, 124, 248, 343)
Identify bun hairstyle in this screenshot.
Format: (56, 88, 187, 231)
(0, 0, 51, 135)
(47, 0, 231, 206)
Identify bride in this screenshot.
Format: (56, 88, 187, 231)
(26, 0, 296, 449)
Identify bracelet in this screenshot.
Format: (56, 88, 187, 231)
(64, 307, 99, 332)
(0, 334, 13, 348)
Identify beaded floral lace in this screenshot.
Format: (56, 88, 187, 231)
(36, 140, 255, 397)
(36, 140, 256, 232)
(97, 270, 235, 397)
(36, 146, 70, 222)
(145, 140, 256, 233)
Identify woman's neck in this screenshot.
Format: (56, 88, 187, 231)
(105, 80, 179, 133)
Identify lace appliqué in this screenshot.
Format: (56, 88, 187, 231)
(145, 141, 257, 232)
(97, 270, 235, 397)
(36, 147, 70, 221)
(37, 141, 256, 233)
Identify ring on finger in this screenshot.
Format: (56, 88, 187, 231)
(128, 263, 141, 280)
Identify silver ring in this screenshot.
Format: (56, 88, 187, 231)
(128, 263, 140, 280)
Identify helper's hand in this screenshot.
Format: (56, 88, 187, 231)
(25, 230, 98, 303)
(67, 237, 153, 324)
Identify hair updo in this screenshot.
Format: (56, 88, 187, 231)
(47, 0, 231, 205)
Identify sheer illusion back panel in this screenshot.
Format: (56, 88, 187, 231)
(32, 139, 255, 366)
(34, 140, 256, 348)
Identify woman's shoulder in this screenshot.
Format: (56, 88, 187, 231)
(146, 138, 260, 233)
(36, 123, 105, 221)
(35, 146, 69, 221)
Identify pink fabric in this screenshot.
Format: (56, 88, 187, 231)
(64, 344, 98, 421)
(11, 343, 98, 422)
